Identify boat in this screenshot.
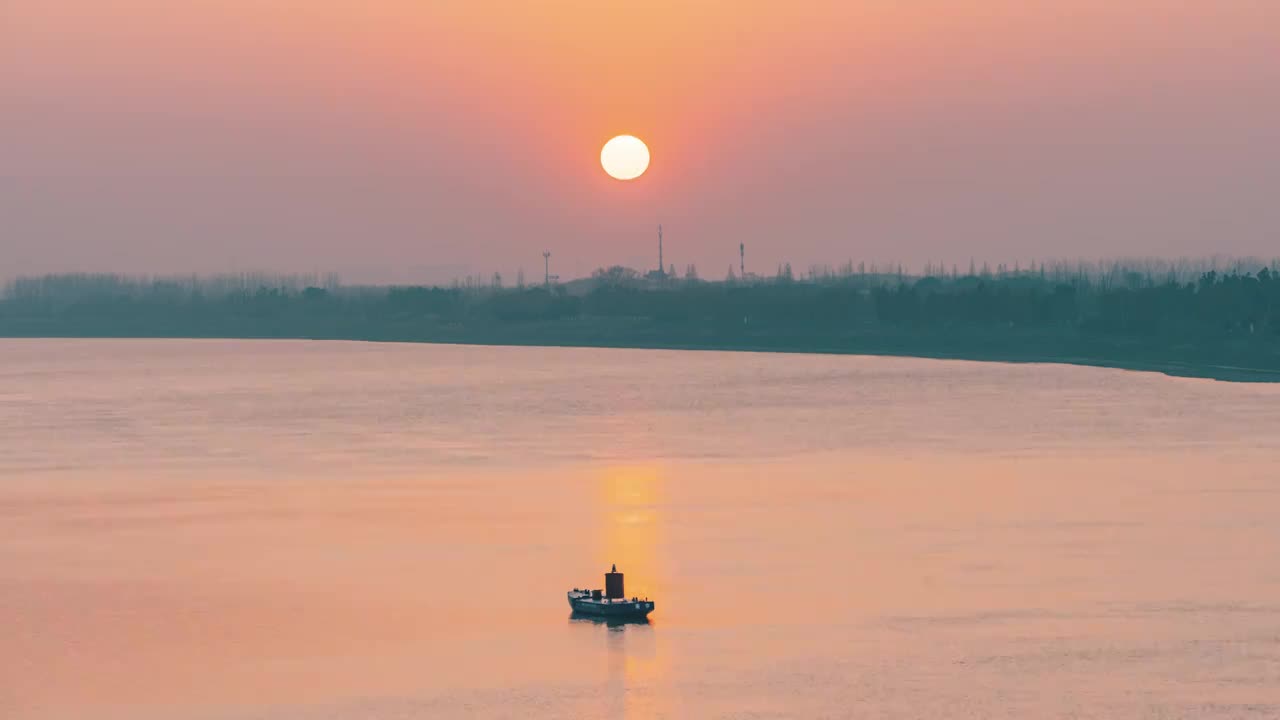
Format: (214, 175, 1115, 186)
(567, 564, 655, 620)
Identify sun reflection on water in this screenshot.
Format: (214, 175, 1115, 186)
(595, 465, 666, 718)
(596, 465, 664, 601)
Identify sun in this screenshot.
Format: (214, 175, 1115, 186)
(600, 135, 650, 181)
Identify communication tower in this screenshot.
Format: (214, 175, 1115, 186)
(658, 225, 665, 278)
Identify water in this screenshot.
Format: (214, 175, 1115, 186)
(3, 339, 1280, 719)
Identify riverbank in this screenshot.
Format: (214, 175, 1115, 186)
(7, 266, 1278, 382)
(5, 323, 1278, 383)
(426, 338, 1280, 383)
(390, 335, 1280, 383)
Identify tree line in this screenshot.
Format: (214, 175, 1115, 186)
(3, 263, 1278, 375)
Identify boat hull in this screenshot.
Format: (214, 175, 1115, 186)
(567, 593, 655, 619)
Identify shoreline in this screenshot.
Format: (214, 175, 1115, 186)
(380, 337, 1280, 383)
(5, 332, 1278, 383)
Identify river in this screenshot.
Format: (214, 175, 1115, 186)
(3, 339, 1279, 719)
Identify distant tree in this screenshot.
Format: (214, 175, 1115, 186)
(592, 266, 641, 286)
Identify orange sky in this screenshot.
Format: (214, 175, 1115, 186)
(4, 1, 1279, 281)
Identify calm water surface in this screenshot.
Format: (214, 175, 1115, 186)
(3, 339, 1280, 719)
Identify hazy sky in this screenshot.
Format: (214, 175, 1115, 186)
(4, 1, 1279, 283)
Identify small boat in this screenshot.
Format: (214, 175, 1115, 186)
(567, 564, 655, 620)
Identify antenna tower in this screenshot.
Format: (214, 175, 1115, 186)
(543, 251, 551, 287)
(658, 225, 664, 278)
